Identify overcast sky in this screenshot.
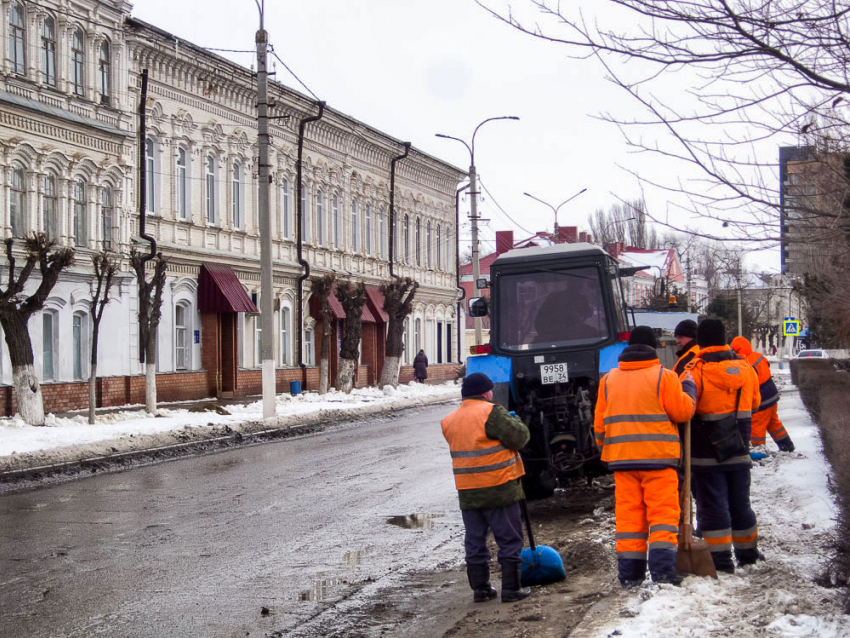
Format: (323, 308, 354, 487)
(132, 0, 780, 272)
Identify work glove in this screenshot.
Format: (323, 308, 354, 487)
(750, 445, 768, 461)
(777, 438, 796, 453)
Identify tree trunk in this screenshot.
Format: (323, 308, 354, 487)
(0, 313, 45, 426)
(379, 355, 401, 388)
(336, 358, 356, 393)
(88, 363, 97, 424)
(145, 362, 157, 414)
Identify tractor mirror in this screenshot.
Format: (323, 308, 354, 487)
(468, 297, 489, 317)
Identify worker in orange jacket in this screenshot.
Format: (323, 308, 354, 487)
(594, 326, 697, 586)
(685, 319, 762, 573)
(730, 336, 795, 452)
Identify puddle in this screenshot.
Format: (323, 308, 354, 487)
(386, 513, 443, 530)
(297, 577, 340, 602)
(344, 546, 373, 566)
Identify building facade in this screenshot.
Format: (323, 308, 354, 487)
(0, 1, 464, 415)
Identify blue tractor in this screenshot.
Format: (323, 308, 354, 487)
(467, 242, 637, 499)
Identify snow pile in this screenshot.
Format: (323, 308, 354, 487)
(0, 381, 460, 468)
(586, 375, 850, 637)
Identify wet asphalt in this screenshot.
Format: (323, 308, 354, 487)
(0, 404, 464, 638)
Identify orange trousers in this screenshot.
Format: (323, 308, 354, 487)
(614, 468, 680, 559)
(751, 405, 789, 446)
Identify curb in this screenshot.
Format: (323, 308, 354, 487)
(0, 392, 460, 486)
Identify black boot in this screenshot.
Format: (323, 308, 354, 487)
(500, 561, 531, 603)
(466, 564, 497, 603)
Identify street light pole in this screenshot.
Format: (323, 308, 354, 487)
(436, 116, 519, 347)
(523, 188, 587, 239)
(255, 0, 275, 418)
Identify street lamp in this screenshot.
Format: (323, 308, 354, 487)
(436, 116, 519, 347)
(523, 188, 587, 238)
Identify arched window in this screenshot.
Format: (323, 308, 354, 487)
(176, 148, 188, 219)
(316, 189, 325, 247)
(365, 203, 373, 255)
(300, 182, 311, 243)
(403, 214, 410, 263)
(72, 312, 88, 380)
(145, 138, 156, 213)
(175, 303, 188, 370)
(101, 186, 113, 250)
(415, 218, 422, 266)
(43, 312, 56, 381)
(205, 155, 216, 224)
(351, 198, 359, 252)
(332, 192, 340, 247)
(9, 2, 25, 75)
(281, 177, 291, 238)
(9, 167, 25, 239)
(436, 224, 441, 270)
(378, 206, 386, 260)
(280, 306, 290, 366)
(98, 41, 110, 105)
(41, 16, 56, 86)
(71, 29, 85, 95)
(73, 179, 87, 246)
(43, 174, 57, 240)
(232, 162, 242, 228)
(426, 220, 432, 268)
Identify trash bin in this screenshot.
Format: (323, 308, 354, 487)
(289, 380, 302, 395)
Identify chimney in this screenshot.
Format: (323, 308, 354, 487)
(606, 242, 621, 259)
(559, 226, 578, 244)
(496, 230, 514, 255)
(579, 231, 589, 243)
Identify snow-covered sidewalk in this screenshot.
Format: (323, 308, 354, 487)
(577, 369, 850, 637)
(0, 381, 461, 473)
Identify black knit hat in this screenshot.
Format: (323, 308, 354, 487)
(629, 325, 658, 349)
(674, 319, 697, 339)
(462, 372, 494, 398)
(697, 318, 726, 347)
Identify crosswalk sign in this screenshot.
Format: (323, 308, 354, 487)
(783, 320, 800, 336)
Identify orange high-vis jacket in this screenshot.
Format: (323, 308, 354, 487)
(441, 399, 525, 490)
(594, 357, 696, 470)
(687, 346, 761, 418)
(730, 336, 771, 385)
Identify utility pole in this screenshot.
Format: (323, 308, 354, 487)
(256, 3, 275, 419)
(468, 164, 483, 345)
(523, 188, 587, 241)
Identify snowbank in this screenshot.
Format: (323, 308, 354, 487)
(0, 382, 461, 472)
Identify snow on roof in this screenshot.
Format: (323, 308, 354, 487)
(618, 248, 671, 276)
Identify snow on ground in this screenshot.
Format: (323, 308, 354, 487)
(0, 382, 460, 468)
(583, 366, 850, 637)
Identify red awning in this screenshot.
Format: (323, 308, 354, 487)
(365, 285, 389, 322)
(310, 285, 377, 322)
(198, 264, 258, 313)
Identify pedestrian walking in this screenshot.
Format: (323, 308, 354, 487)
(440, 372, 532, 603)
(731, 336, 795, 452)
(413, 349, 428, 383)
(685, 319, 762, 574)
(593, 326, 697, 587)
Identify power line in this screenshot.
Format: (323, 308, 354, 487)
(477, 178, 533, 235)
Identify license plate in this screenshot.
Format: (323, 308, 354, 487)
(540, 363, 568, 384)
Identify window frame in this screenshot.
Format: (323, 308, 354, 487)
(415, 218, 422, 266)
(351, 197, 359, 252)
(206, 155, 216, 224)
(98, 40, 111, 105)
(9, 2, 26, 76)
(379, 206, 386, 260)
(232, 161, 243, 229)
(71, 29, 85, 96)
(300, 182, 311, 243)
(43, 312, 56, 381)
(281, 177, 291, 239)
(436, 224, 441, 270)
(101, 186, 113, 250)
(404, 214, 410, 263)
(41, 16, 57, 87)
(280, 306, 290, 366)
(73, 179, 87, 246)
(365, 203, 373, 255)
(316, 189, 325, 247)
(426, 220, 432, 269)
(43, 173, 57, 240)
(175, 303, 188, 370)
(72, 312, 86, 380)
(10, 166, 25, 239)
(332, 192, 340, 248)
(145, 138, 156, 214)
(176, 147, 188, 220)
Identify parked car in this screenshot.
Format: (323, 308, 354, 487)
(796, 349, 830, 359)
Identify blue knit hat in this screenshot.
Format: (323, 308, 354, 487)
(461, 372, 494, 397)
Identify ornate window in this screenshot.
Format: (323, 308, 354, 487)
(176, 148, 188, 219)
(365, 203, 373, 255)
(175, 304, 188, 370)
(415, 318, 421, 353)
(332, 192, 340, 248)
(145, 138, 156, 213)
(426, 220, 432, 268)
(445, 228, 451, 271)
(10, 167, 25, 239)
(73, 313, 87, 380)
(43, 313, 55, 381)
(205, 155, 216, 224)
(73, 180, 87, 246)
(379, 207, 386, 259)
(41, 16, 56, 86)
(402, 317, 409, 364)
(351, 198, 359, 252)
(300, 182, 311, 243)
(316, 189, 325, 247)
(305, 327, 315, 366)
(9, 3, 25, 75)
(43, 174, 57, 240)
(101, 186, 113, 250)
(436, 224, 441, 270)
(415, 218, 422, 266)
(71, 29, 85, 95)
(232, 162, 243, 229)
(281, 177, 291, 238)
(280, 306, 290, 366)
(98, 41, 110, 105)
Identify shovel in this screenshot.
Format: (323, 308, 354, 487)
(676, 420, 718, 579)
(519, 499, 567, 586)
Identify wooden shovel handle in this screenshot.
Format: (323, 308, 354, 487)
(683, 419, 692, 527)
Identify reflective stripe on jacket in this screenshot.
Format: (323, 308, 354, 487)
(441, 399, 525, 490)
(594, 348, 696, 471)
(730, 336, 778, 411)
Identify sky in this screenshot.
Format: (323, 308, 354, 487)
(130, 0, 781, 272)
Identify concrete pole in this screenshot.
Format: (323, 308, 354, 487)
(737, 287, 742, 336)
(256, 25, 275, 419)
(469, 164, 482, 346)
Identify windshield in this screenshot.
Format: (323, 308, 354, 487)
(497, 266, 610, 351)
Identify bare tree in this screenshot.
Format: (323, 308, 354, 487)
(130, 249, 168, 414)
(378, 277, 419, 388)
(335, 281, 367, 393)
(311, 273, 336, 395)
(479, 0, 850, 244)
(0, 234, 74, 425)
(590, 199, 656, 248)
(88, 252, 119, 424)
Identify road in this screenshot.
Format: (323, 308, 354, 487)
(0, 404, 469, 638)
